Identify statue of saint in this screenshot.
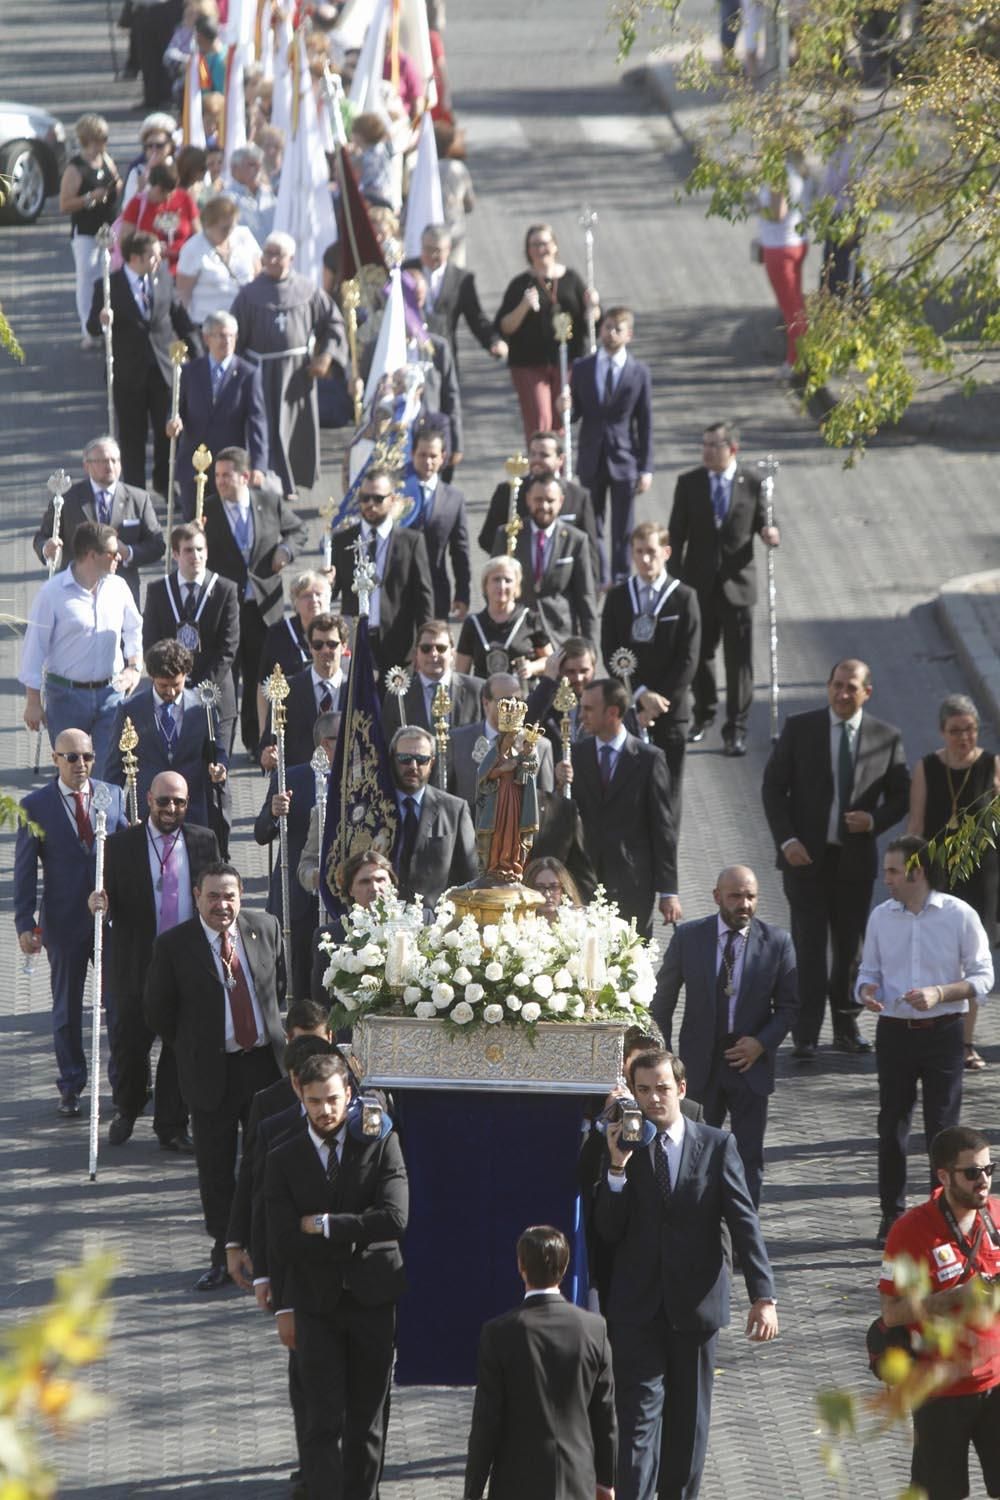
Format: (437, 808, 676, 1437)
(474, 699, 541, 882)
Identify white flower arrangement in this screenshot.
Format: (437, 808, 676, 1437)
(319, 888, 657, 1034)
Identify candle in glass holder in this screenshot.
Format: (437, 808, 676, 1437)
(582, 931, 605, 991)
(386, 929, 410, 988)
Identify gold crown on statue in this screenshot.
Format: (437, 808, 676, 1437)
(496, 697, 528, 733)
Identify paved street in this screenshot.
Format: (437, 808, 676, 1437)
(2, 0, 999, 1495)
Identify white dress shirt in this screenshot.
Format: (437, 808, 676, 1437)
(595, 343, 627, 396)
(199, 917, 268, 1050)
(20, 566, 143, 689)
(307, 1123, 347, 1240)
(856, 890, 994, 1019)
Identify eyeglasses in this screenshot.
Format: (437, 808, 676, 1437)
(395, 753, 432, 766)
(145, 138, 171, 151)
(154, 796, 188, 807)
(360, 491, 390, 503)
(417, 642, 449, 654)
(952, 1162, 996, 1181)
(311, 639, 342, 652)
(56, 751, 95, 764)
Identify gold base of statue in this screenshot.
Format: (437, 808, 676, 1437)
(446, 881, 545, 929)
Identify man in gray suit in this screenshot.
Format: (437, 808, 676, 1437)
(389, 725, 478, 910)
(380, 619, 483, 744)
(450, 674, 554, 811)
(652, 865, 799, 1206)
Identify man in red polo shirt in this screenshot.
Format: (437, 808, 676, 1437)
(879, 1125, 1000, 1500)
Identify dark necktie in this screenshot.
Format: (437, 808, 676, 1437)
(158, 701, 177, 749)
(220, 929, 258, 1050)
(367, 529, 379, 567)
(318, 683, 333, 713)
(603, 361, 614, 404)
(137, 276, 150, 318)
(211, 361, 224, 400)
(326, 1135, 341, 1191)
(711, 474, 726, 526)
(72, 790, 94, 850)
(534, 530, 546, 585)
(599, 742, 614, 790)
(181, 580, 198, 621)
(654, 1133, 672, 1202)
(838, 721, 854, 817)
(96, 489, 112, 525)
(398, 795, 419, 886)
(716, 928, 738, 1044)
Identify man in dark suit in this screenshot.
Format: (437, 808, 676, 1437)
(464, 1224, 617, 1500)
(568, 306, 653, 586)
(389, 725, 478, 909)
(478, 431, 600, 582)
(165, 309, 269, 519)
(526, 637, 597, 760)
(34, 435, 164, 604)
(265, 1051, 408, 1500)
(450, 673, 555, 811)
(260, 614, 347, 771)
(89, 769, 219, 1151)
(14, 728, 129, 1117)
(105, 638, 229, 845)
(144, 861, 286, 1290)
(652, 865, 798, 1206)
(410, 425, 471, 618)
(406, 223, 507, 377)
(87, 229, 200, 496)
(380, 619, 483, 745)
(556, 679, 681, 938)
(493, 473, 598, 652)
(668, 422, 780, 756)
(602, 520, 701, 826)
(330, 465, 434, 679)
(202, 445, 308, 757)
(596, 1048, 778, 1500)
(762, 657, 910, 1059)
(142, 521, 240, 752)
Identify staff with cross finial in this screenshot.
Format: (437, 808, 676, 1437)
(264, 663, 293, 990)
(118, 717, 141, 825)
(579, 205, 599, 354)
(164, 341, 188, 566)
(552, 311, 574, 479)
(192, 444, 212, 526)
(95, 224, 116, 435)
(553, 675, 577, 800)
(87, 782, 113, 1180)
(504, 452, 529, 556)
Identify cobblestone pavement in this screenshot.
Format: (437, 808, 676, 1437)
(2, 0, 1000, 1496)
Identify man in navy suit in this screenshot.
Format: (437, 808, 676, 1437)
(165, 310, 269, 521)
(596, 1048, 778, 1500)
(652, 865, 799, 1206)
(568, 307, 653, 587)
(410, 424, 471, 620)
(105, 638, 229, 846)
(260, 614, 347, 772)
(14, 728, 129, 1116)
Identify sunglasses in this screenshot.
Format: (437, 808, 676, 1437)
(311, 640, 342, 651)
(56, 751, 96, 763)
(952, 1163, 996, 1181)
(360, 492, 390, 503)
(417, 642, 449, 654)
(154, 796, 188, 807)
(395, 753, 432, 766)
(145, 139, 171, 150)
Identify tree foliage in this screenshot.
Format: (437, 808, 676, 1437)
(617, 0, 1000, 459)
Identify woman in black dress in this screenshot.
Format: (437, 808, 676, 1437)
(495, 222, 596, 441)
(908, 692, 1000, 1069)
(454, 555, 550, 681)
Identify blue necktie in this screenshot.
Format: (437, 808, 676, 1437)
(158, 701, 177, 749)
(96, 489, 112, 525)
(211, 361, 225, 400)
(234, 508, 251, 558)
(711, 475, 727, 526)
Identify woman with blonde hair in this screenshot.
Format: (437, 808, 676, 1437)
(454, 556, 550, 681)
(175, 194, 261, 325)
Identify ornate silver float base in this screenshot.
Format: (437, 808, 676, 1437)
(354, 1015, 625, 1093)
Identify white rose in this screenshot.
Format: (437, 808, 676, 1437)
(451, 1000, 474, 1025)
(403, 985, 423, 1004)
(617, 991, 634, 1009)
(553, 968, 572, 990)
(481, 924, 499, 948)
(566, 956, 582, 977)
(336, 993, 358, 1011)
(452, 966, 473, 986)
(483, 1004, 504, 1024)
(322, 964, 336, 988)
(358, 943, 383, 966)
(430, 958, 451, 977)
(521, 1001, 541, 1023)
(444, 931, 463, 949)
(505, 995, 522, 1012)
(484, 961, 504, 982)
(432, 983, 455, 1008)
(532, 973, 554, 999)
(607, 965, 621, 984)
(465, 983, 485, 1004)
(513, 972, 530, 988)
(547, 993, 567, 1013)
(414, 1001, 436, 1019)
(358, 974, 380, 990)
(568, 998, 585, 1018)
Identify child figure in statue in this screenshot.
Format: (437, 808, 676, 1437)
(474, 699, 541, 882)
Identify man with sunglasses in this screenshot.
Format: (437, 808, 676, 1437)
(389, 726, 477, 911)
(88, 770, 219, 1150)
(879, 1125, 1000, 1499)
(859, 837, 993, 1248)
(14, 729, 129, 1118)
(260, 614, 347, 771)
(381, 620, 482, 745)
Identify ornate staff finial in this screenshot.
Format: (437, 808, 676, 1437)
(47, 468, 72, 499)
(351, 535, 378, 618)
(118, 717, 140, 825)
(503, 452, 529, 556)
(552, 311, 573, 345)
(608, 647, 638, 694)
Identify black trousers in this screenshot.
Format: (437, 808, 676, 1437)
(702, 1055, 768, 1208)
(783, 846, 872, 1046)
(232, 600, 268, 756)
(114, 363, 170, 496)
(611, 1310, 717, 1500)
(190, 1046, 279, 1260)
(587, 464, 636, 584)
(296, 1296, 396, 1500)
(133, 0, 182, 107)
(876, 1013, 964, 1219)
(912, 1384, 1000, 1500)
(649, 717, 687, 835)
(111, 992, 186, 1137)
(693, 589, 753, 735)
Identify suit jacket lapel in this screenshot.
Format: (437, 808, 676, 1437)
(703, 916, 718, 997)
(738, 920, 761, 1012)
(675, 1119, 704, 1193)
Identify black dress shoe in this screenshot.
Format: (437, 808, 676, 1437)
(724, 732, 748, 757)
(193, 1265, 233, 1292)
(876, 1214, 901, 1249)
(159, 1130, 195, 1154)
(58, 1093, 81, 1118)
(832, 1024, 872, 1055)
(687, 716, 714, 744)
(792, 1042, 816, 1061)
(108, 1111, 134, 1145)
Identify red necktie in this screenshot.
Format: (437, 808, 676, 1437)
(220, 929, 258, 1050)
(534, 530, 546, 585)
(73, 790, 94, 849)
